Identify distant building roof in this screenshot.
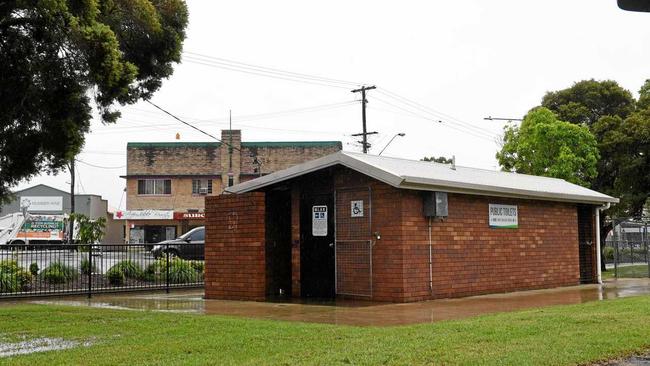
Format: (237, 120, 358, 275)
(127, 141, 342, 149)
(226, 151, 619, 205)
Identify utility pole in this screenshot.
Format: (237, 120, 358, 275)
(351, 85, 377, 153)
(69, 158, 75, 244)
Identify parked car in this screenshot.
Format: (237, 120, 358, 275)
(151, 226, 204, 260)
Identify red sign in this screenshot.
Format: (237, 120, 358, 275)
(173, 212, 205, 220)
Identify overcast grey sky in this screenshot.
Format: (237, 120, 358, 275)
(17, 0, 650, 209)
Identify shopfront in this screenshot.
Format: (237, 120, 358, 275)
(115, 209, 206, 244)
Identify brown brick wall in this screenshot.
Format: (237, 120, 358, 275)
(241, 145, 342, 175)
(126, 178, 221, 211)
(204, 192, 266, 301)
(203, 167, 587, 303)
(127, 144, 221, 176)
(333, 168, 583, 302)
(125, 135, 341, 212)
(400, 192, 581, 301)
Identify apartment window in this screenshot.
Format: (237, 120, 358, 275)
(192, 179, 212, 194)
(137, 179, 171, 195)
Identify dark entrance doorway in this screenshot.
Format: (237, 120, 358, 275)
(577, 205, 595, 283)
(265, 190, 292, 298)
(300, 193, 335, 298)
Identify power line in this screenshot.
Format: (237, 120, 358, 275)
(376, 88, 499, 137)
(183, 56, 353, 90)
(370, 97, 497, 142)
(146, 100, 243, 152)
(75, 159, 126, 169)
(184, 51, 364, 88)
(92, 101, 358, 136)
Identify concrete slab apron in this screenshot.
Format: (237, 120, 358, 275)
(8, 278, 650, 327)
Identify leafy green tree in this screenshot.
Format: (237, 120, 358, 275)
(534, 79, 650, 272)
(497, 107, 599, 187)
(541, 79, 635, 126)
(69, 213, 106, 244)
(542, 79, 649, 218)
(422, 156, 453, 164)
(0, 0, 188, 202)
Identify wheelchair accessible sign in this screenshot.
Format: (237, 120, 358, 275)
(312, 205, 328, 236)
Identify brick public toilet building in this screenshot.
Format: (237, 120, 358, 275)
(204, 151, 618, 302)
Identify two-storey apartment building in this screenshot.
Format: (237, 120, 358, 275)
(118, 130, 341, 243)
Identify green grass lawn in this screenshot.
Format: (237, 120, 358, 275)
(602, 265, 650, 279)
(2, 296, 650, 365)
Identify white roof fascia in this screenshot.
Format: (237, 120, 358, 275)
(225, 152, 403, 194)
(226, 151, 618, 205)
(399, 180, 619, 205)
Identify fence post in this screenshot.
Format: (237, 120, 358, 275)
(87, 243, 92, 299)
(165, 243, 170, 294)
(614, 238, 619, 279)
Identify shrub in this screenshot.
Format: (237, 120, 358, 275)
(106, 267, 125, 286)
(41, 262, 78, 284)
(167, 259, 200, 284)
(80, 258, 97, 275)
(143, 261, 164, 282)
(0, 260, 20, 274)
(109, 260, 143, 279)
(143, 259, 201, 283)
(29, 262, 39, 276)
(189, 261, 204, 274)
(0, 260, 32, 293)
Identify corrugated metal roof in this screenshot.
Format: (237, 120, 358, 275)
(226, 151, 618, 205)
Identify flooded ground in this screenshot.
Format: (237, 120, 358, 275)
(1, 278, 649, 327)
(0, 337, 93, 358)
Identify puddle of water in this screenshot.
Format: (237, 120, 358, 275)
(0, 337, 93, 358)
(3, 279, 650, 326)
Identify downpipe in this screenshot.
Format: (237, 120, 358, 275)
(595, 202, 611, 284)
(428, 217, 433, 295)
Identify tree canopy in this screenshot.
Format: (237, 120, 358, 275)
(541, 79, 650, 218)
(541, 79, 635, 126)
(0, 0, 188, 201)
(496, 107, 599, 187)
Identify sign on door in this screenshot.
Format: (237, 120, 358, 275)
(312, 205, 328, 236)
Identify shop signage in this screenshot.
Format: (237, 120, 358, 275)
(351, 200, 364, 217)
(173, 212, 205, 220)
(113, 210, 174, 220)
(19, 196, 63, 212)
(312, 205, 328, 236)
(489, 204, 518, 229)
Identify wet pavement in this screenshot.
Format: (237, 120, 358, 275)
(2, 278, 650, 327)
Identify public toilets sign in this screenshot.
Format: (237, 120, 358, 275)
(488, 204, 518, 229)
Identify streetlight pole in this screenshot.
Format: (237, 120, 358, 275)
(378, 133, 405, 156)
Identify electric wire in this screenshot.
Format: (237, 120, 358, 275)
(184, 51, 364, 87)
(370, 96, 497, 142)
(183, 56, 353, 90)
(146, 100, 243, 152)
(376, 88, 499, 137)
(74, 159, 126, 170)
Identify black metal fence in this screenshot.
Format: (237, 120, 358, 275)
(604, 220, 650, 278)
(0, 243, 204, 298)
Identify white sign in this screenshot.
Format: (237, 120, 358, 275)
(489, 204, 518, 229)
(113, 210, 174, 220)
(351, 200, 364, 217)
(20, 196, 63, 212)
(312, 205, 328, 236)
